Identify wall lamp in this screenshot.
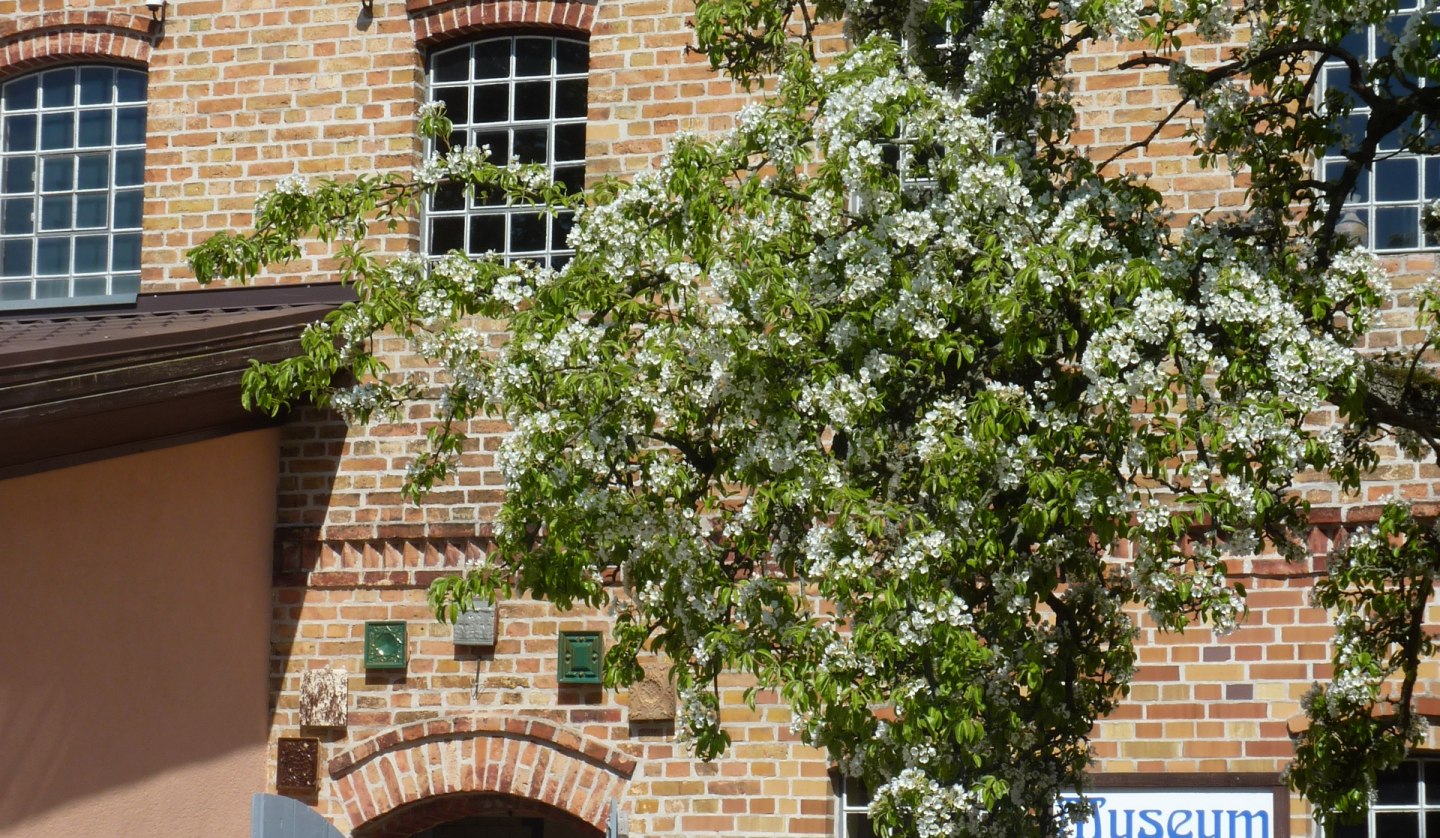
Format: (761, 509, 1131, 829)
(144, 0, 167, 22)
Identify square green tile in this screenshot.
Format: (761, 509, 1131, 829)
(558, 631, 603, 685)
(364, 621, 407, 670)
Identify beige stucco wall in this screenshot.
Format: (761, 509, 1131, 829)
(0, 429, 280, 838)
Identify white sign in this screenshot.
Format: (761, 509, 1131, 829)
(1060, 790, 1276, 838)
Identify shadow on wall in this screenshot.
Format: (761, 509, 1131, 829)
(0, 431, 280, 837)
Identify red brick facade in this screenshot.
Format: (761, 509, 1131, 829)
(4, 1, 1437, 836)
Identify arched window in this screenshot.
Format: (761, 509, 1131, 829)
(0, 65, 146, 307)
(424, 35, 588, 269)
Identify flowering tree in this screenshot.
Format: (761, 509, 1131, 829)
(191, 0, 1440, 834)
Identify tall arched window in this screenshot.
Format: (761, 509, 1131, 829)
(0, 65, 146, 307)
(425, 35, 588, 269)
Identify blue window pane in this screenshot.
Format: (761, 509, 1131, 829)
(514, 128, 546, 164)
(115, 149, 143, 186)
(5, 114, 36, 151)
(112, 273, 140, 296)
(77, 154, 108, 190)
(73, 276, 107, 297)
(0, 279, 31, 300)
(40, 113, 73, 150)
(111, 233, 140, 270)
(75, 194, 106, 228)
(551, 211, 574, 247)
(36, 238, 69, 275)
(1427, 158, 1440, 200)
(2, 197, 34, 234)
(1375, 812, 1419, 838)
(34, 279, 68, 299)
(78, 110, 112, 147)
(114, 190, 142, 229)
(1, 239, 31, 276)
(2, 75, 38, 111)
(74, 235, 107, 272)
(1340, 28, 1368, 58)
(473, 130, 509, 164)
(3, 158, 35, 194)
(78, 67, 112, 105)
(41, 69, 75, 108)
(41, 156, 74, 192)
(40, 195, 72, 230)
(1375, 206, 1420, 249)
(115, 107, 145, 145)
(1325, 159, 1370, 202)
(116, 70, 146, 103)
(1375, 157, 1420, 201)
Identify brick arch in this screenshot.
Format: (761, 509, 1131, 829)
(409, 0, 599, 45)
(0, 12, 154, 77)
(329, 716, 637, 833)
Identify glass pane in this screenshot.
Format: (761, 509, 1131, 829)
(113, 272, 140, 296)
(555, 79, 586, 118)
(515, 39, 551, 76)
(1375, 206, 1419, 249)
(41, 156, 73, 192)
(554, 123, 584, 161)
(469, 214, 505, 254)
(845, 814, 877, 838)
(40, 195, 71, 230)
(1375, 812, 1419, 838)
(0, 279, 30, 299)
(75, 194, 106, 228)
(429, 215, 463, 254)
(1428, 810, 1440, 835)
(1340, 27, 1369, 59)
(3, 158, 35, 194)
(5, 114, 36, 151)
(556, 41, 587, 75)
(1426, 762, 1440, 803)
(435, 87, 468, 126)
(115, 149, 144, 186)
(432, 46, 469, 83)
(115, 107, 145, 144)
(554, 165, 584, 194)
(447, 130, 467, 152)
(36, 238, 68, 274)
(1376, 157, 1420, 202)
(3, 75, 38, 111)
(78, 110, 111, 147)
(513, 128, 547, 164)
(41, 113, 73, 150)
(116, 70, 146, 103)
(77, 154, 109, 190)
(551, 211, 574, 248)
(78, 67, 112, 105)
(510, 211, 546, 252)
(113, 190, 142, 229)
(0, 240, 30, 277)
(41, 69, 75, 108)
(1326, 66, 1356, 106)
(471, 85, 508, 124)
(431, 181, 464, 211)
(74, 235, 107, 272)
(112, 233, 140, 271)
(473, 130, 508, 163)
(513, 82, 550, 121)
(1, 197, 34, 234)
(34, 278, 68, 299)
(73, 276, 106, 297)
(473, 40, 510, 80)
(1427, 158, 1440, 200)
(1378, 761, 1420, 805)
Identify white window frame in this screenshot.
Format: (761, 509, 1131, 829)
(422, 34, 587, 269)
(1317, 2, 1438, 252)
(836, 774, 875, 838)
(0, 64, 147, 309)
(1333, 758, 1440, 837)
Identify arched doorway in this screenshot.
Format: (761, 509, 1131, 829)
(355, 792, 602, 838)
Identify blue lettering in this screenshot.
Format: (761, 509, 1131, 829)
(1228, 810, 1269, 838)
(1074, 797, 1107, 838)
(1167, 810, 1193, 838)
(1108, 809, 1135, 838)
(1137, 810, 1164, 838)
(1195, 810, 1222, 838)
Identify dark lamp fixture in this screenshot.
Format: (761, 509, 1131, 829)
(144, 0, 166, 21)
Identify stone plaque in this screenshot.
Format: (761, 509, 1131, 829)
(299, 667, 347, 728)
(453, 600, 497, 646)
(629, 661, 676, 722)
(276, 737, 320, 793)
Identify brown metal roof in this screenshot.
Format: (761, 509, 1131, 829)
(0, 283, 354, 478)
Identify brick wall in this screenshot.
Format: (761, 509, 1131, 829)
(8, 1, 1439, 835)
